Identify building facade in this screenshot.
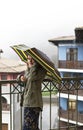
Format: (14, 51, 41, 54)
(0, 57, 26, 130)
(49, 27, 83, 129)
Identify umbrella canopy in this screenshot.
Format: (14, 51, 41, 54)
(10, 44, 61, 83)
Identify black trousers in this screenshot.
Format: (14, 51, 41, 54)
(23, 107, 41, 130)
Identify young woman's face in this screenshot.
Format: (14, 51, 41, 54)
(27, 55, 35, 67)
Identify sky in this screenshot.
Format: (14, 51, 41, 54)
(0, 0, 83, 62)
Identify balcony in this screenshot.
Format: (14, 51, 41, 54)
(0, 77, 83, 130)
(60, 109, 83, 124)
(59, 60, 83, 69)
(61, 89, 83, 96)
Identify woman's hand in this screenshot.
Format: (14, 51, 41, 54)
(20, 75, 26, 82)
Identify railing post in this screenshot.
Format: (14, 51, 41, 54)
(0, 84, 2, 130)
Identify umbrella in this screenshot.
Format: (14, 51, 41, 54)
(10, 44, 61, 83)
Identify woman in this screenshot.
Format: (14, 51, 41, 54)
(20, 55, 46, 130)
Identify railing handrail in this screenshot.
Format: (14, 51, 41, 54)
(0, 79, 17, 84)
(0, 76, 83, 84)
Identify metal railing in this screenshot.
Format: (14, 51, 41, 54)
(0, 77, 83, 130)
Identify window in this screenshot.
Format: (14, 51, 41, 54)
(1, 74, 7, 86)
(1, 74, 7, 80)
(66, 48, 78, 61)
(69, 128, 75, 130)
(2, 96, 7, 104)
(63, 72, 71, 77)
(68, 99, 76, 110)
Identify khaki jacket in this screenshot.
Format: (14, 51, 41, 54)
(23, 63, 46, 110)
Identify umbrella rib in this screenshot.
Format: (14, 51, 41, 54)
(21, 50, 27, 59)
(13, 48, 24, 61)
(14, 48, 27, 62)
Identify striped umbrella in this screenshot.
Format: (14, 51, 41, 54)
(11, 44, 61, 83)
